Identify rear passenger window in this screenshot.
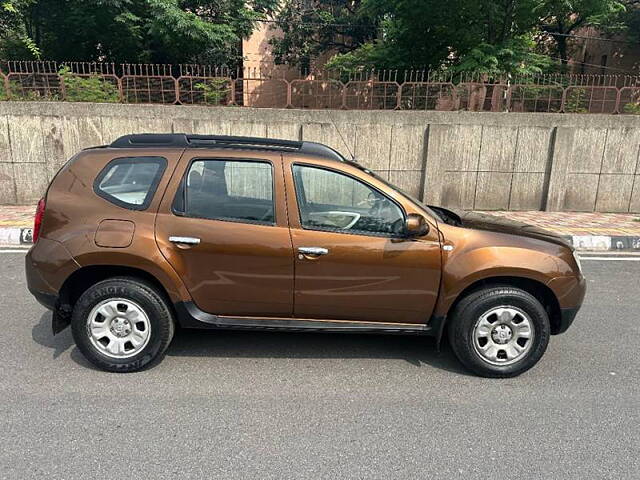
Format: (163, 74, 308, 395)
(95, 157, 166, 210)
(174, 159, 274, 224)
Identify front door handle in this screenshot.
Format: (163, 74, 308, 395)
(169, 236, 201, 245)
(298, 247, 329, 256)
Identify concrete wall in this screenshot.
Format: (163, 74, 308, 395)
(1, 101, 640, 212)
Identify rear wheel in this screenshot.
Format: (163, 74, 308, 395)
(71, 277, 175, 372)
(447, 286, 550, 378)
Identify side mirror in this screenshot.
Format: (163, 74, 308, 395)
(404, 213, 429, 237)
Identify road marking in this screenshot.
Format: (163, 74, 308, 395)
(577, 251, 640, 256)
(0, 248, 29, 253)
(580, 257, 640, 261)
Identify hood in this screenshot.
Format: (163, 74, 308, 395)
(431, 206, 572, 249)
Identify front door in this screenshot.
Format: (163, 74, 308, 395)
(155, 151, 294, 317)
(283, 159, 442, 324)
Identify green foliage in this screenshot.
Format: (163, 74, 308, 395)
(20, 34, 41, 59)
(564, 88, 589, 113)
(1, 1, 41, 59)
(6, 79, 56, 100)
(273, 0, 628, 74)
(270, 0, 375, 72)
(453, 37, 552, 76)
(0, 78, 7, 100)
(194, 78, 231, 105)
(59, 67, 120, 103)
(0, 0, 632, 76)
(536, 0, 626, 65)
(623, 102, 640, 114)
(0, 1, 278, 65)
(324, 43, 382, 74)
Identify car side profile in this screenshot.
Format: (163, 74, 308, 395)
(25, 133, 586, 377)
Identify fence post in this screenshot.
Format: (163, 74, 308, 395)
(227, 77, 235, 106)
(560, 87, 568, 113)
(173, 78, 179, 105)
(59, 72, 67, 101)
(116, 76, 124, 103)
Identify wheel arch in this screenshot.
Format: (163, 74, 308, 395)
(58, 264, 176, 317)
(437, 275, 562, 340)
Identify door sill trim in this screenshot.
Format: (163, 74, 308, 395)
(175, 301, 432, 335)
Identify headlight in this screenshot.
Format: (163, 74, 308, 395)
(572, 249, 582, 273)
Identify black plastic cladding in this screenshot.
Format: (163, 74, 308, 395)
(109, 133, 345, 163)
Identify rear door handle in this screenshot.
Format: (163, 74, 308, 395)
(169, 236, 201, 245)
(298, 247, 329, 256)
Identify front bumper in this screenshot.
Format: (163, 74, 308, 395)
(547, 274, 586, 334)
(557, 306, 580, 334)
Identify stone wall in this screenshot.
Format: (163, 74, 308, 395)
(1, 101, 640, 212)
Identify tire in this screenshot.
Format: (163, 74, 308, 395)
(447, 286, 550, 378)
(71, 277, 175, 372)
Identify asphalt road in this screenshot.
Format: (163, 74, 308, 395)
(1, 252, 638, 480)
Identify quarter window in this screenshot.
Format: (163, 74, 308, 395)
(95, 157, 166, 210)
(175, 159, 275, 224)
(292, 164, 404, 236)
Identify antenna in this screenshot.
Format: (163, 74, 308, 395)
(325, 109, 355, 160)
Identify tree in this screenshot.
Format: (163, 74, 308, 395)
(0, 0, 278, 65)
(270, 0, 629, 74)
(270, 0, 377, 71)
(536, 0, 625, 65)
(1, 1, 41, 59)
(271, 0, 550, 73)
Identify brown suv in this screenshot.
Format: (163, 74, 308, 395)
(25, 134, 585, 377)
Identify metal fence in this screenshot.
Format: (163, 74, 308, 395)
(2, 60, 640, 113)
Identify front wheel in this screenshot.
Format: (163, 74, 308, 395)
(71, 277, 175, 372)
(447, 286, 550, 378)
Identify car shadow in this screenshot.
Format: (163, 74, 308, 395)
(166, 328, 470, 376)
(31, 311, 102, 370)
(31, 313, 470, 376)
(31, 311, 73, 359)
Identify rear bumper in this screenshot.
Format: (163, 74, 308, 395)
(25, 237, 79, 303)
(26, 238, 79, 336)
(28, 285, 57, 310)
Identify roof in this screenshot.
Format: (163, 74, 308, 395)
(109, 133, 346, 163)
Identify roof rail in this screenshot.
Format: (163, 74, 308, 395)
(108, 133, 347, 163)
(110, 133, 303, 150)
(110, 133, 188, 148)
(187, 134, 302, 150)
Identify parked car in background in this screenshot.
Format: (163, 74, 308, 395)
(25, 134, 585, 377)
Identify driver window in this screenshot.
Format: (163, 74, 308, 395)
(292, 164, 404, 236)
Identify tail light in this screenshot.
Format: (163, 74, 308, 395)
(33, 197, 46, 243)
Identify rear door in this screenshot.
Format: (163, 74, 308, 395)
(155, 149, 294, 317)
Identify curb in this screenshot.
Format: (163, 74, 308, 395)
(1, 226, 639, 251)
(0, 227, 33, 246)
(566, 234, 640, 251)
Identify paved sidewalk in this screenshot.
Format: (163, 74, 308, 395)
(1, 205, 639, 250)
(477, 211, 640, 250)
(476, 211, 640, 237)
